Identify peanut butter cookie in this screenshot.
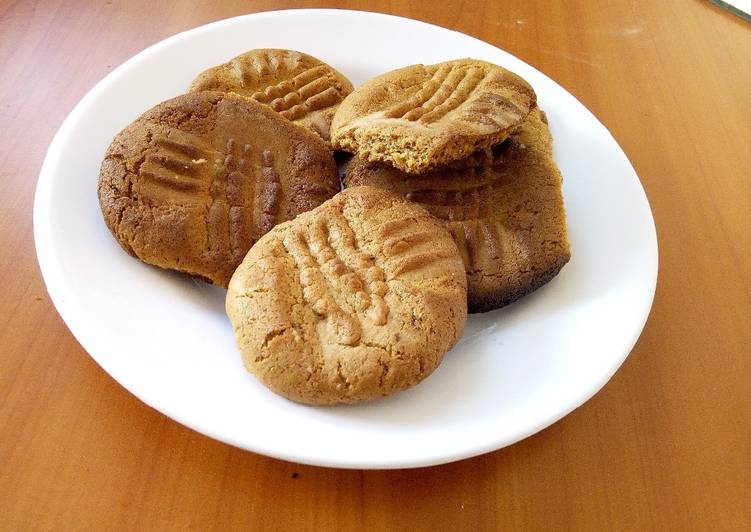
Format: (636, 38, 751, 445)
(331, 58, 536, 173)
(226, 186, 467, 405)
(98, 91, 339, 286)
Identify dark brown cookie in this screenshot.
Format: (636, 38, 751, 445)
(98, 91, 340, 286)
(345, 108, 570, 312)
(189, 49, 353, 142)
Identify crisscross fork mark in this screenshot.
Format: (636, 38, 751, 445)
(258, 150, 281, 235)
(206, 138, 255, 261)
(139, 137, 209, 193)
(323, 214, 390, 326)
(397, 67, 471, 122)
(373, 216, 458, 278)
(282, 228, 362, 346)
(233, 50, 304, 87)
(405, 178, 497, 222)
(383, 65, 487, 125)
(383, 64, 453, 119)
(232, 55, 269, 86)
(458, 219, 506, 273)
(417, 66, 486, 124)
(460, 92, 529, 130)
(250, 65, 342, 120)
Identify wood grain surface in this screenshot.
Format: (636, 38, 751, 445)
(1, 1, 749, 530)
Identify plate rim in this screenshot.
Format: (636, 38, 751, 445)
(33, 8, 658, 469)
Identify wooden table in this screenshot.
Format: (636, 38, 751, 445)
(2, 1, 749, 529)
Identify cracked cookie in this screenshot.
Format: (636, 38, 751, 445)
(98, 91, 340, 287)
(330, 58, 536, 173)
(225, 186, 468, 405)
(189, 49, 353, 142)
(345, 108, 570, 313)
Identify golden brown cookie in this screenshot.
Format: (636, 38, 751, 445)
(189, 49, 353, 142)
(331, 58, 536, 173)
(98, 91, 339, 287)
(345, 109, 570, 313)
(225, 186, 468, 405)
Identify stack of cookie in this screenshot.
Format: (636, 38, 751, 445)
(331, 59, 571, 313)
(97, 51, 569, 406)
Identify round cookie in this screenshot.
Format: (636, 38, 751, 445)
(226, 186, 468, 405)
(189, 49, 353, 142)
(331, 58, 536, 173)
(345, 109, 570, 313)
(98, 91, 340, 287)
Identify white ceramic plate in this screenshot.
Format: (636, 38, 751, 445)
(34, 9, 657, 469)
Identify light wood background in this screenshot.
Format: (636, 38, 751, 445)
(1, 1, 749, 530)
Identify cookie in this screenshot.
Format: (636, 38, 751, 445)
(225, 186, 468, 405)
(189, 49, 353, 142)
(98, 91, 340, 287)
(330, 58, 536, 173)
(345, 109, 570, 313)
